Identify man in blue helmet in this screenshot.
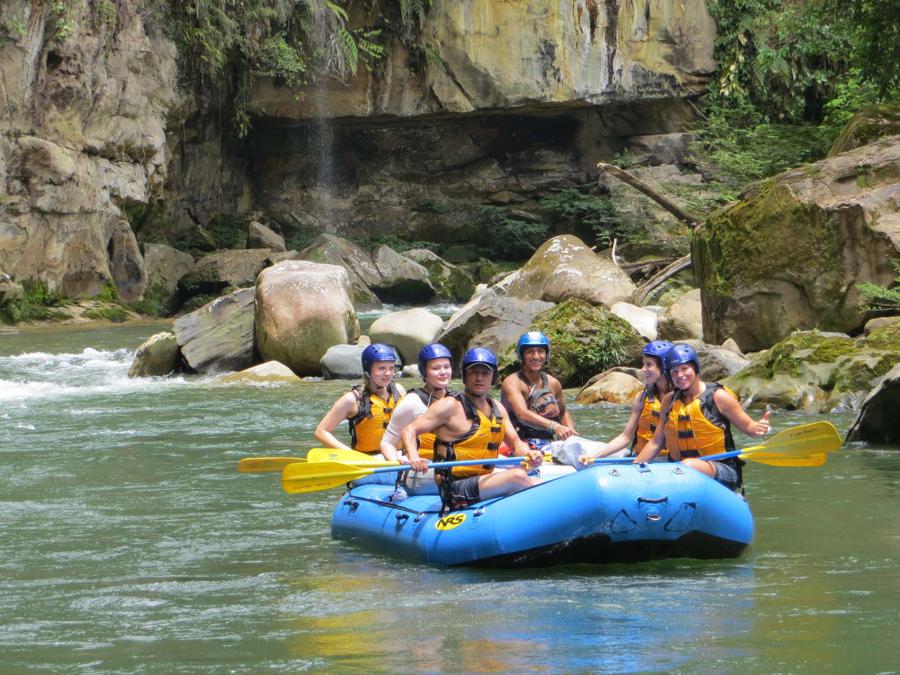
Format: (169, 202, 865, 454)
(402, 346, 542, 511)
(501, 331, 576, 450)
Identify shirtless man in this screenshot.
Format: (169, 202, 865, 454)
(501, 331, 576, 450)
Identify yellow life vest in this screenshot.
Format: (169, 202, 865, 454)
(409, 387, 454, 460)
(633, 385, 663, 454)
(434, 392, 504, 479)
(664, 383, 737, 458)
(348, 383, 399, 454)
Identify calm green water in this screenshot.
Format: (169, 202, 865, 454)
(1, 323, 898, 673)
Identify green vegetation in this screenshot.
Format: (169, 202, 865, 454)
(540, 188, 621, 247)
(693, 0, 899, 188)
(50, 0, 75, 41)
(164, 0, 431, 137)
(474, 206, 548, 260)
(83, 304, 130, 323)
(858, 260, 900, 313)
(0, 280, 69, 325)
(128, 282, 173, 318)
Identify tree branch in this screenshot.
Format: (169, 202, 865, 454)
(596, 162, 703, 228)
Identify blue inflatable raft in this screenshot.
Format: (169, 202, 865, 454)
(331, 462, 754, 567)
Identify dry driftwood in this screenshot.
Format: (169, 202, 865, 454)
(597, 162, 703, 302)
(597, 162, 703, 228)
(635, 254, 692, 304)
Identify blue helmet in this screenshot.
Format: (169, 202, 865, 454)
(664, 343, 700, 375)
(417, 343, 453, 377)
(517, 331, 551, 365)
(461, 347, 499, 384)
(642, 340, 674, 364)
(361, 343, 398, 374)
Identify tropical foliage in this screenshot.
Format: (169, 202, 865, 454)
(695, 0, 899, 187)
(859, 261, 900, 313)
(166, 0, 430, 136)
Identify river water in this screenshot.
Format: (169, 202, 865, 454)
(1, 323, 898, 673)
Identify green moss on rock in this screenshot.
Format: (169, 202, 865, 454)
(828, 104, 900, 157)
(696, 181, 842, 300)
(498, 298, 644, 387)
(726, 328, 900, 411)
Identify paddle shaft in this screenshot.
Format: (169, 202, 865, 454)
(349, 455, 533, 476)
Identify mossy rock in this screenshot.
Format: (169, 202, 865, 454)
(497, 298, 644, 388)
(725, 328, 900, 411)
(828, 104, 900, 157)
(128, 281, 178, 318)
(696, 180, 843, 301)
(405, 249, 475, 302)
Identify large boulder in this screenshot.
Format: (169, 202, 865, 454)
(677, 339, 751, 382)
(128, 331, 179, 377)
(499, 298, 645, 388)
(178, 249, 272, 297)
(497, 235, 636, 308)
(695, 134, 900, 350)
(173, 288, 256, 374)
(658, 288, 703, 341)
(141, 243, 194, 314)
(298, 235, 381, 310)
(320, 344, 366, 380)
(247, 221, 286, 252)
(368, 308, 444, 364)
(301, 236, 436, 306)
(845, 364, 900, 445)
(370, 245, 435, 303)
(723, 326, 900, 412)
(436, 291, 554, 364)
(255, 261, 359, 375)
(575, 370, 645, 405)
(611, 302, 658, 341)
(404, 249, 475, 302)
(828, 105, 900, 156)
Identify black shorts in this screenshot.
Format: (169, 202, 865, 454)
(448, 476, 481, 504)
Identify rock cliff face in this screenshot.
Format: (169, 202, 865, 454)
(0, 1, 181, 300)
(250, 0, 716, 118)
(695, 134, 900, 350)
(247, 0, 716, 245)
(0, 1, 715, 299)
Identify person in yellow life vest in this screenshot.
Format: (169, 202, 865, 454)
(579, 340, 673, 465)
(400, 347, 542, 511)
(379, 343, 453, 495)
(634, 344, 771, 490)
(314, 343, 405, 459)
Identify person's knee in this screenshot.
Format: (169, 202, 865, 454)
(684, 458, 713, 475)
(508, 468, 533, 489)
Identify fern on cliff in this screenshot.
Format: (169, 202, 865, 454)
(166, 0, 430, 136)
(859, 260, 900, 313)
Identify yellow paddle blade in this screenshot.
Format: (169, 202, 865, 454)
(281, 461, 374, 494)
(740, 421, 841, 466)
(238, 456, 306, 473)
(306, 447, 401, 467)
(745, 450, 828, 467)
